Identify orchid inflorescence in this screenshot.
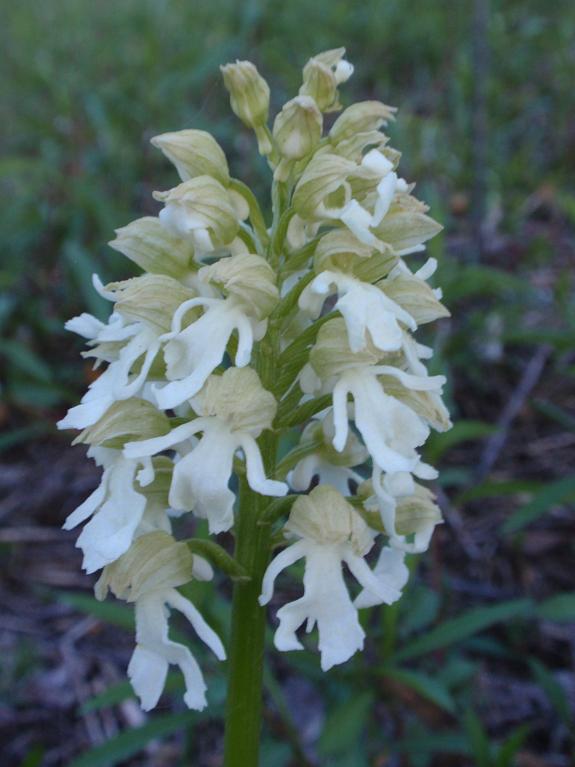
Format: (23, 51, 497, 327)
(59, 49, 451, 712)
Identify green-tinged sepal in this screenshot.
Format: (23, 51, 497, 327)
(197, 367, 277, 433)
(151, 129, 230, 185)
(309, 317, 383, 380)
(95, 531, 198, 602)
(73, 398, 171, 448)
(105, 274, 196, 332)
(395, 484, 442, 537)
(313, 229, 397, 282)
(109, 217, 195, 277)
(381, 273, 450, 324)
(329, 101, 396, 144)
(287, 485, 372, 554)
(200, 253, 279, 319)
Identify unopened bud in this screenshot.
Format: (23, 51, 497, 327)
(151, 129, 230, 185)
(221, 60, 270, 128)
(273, 96, 322, 161)
(299, 48, 353, 112)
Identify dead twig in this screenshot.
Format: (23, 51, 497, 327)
(475, 344, 552, 481)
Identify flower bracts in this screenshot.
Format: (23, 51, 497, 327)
(59, 48, 450, 710)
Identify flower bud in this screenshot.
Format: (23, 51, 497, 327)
(154, 176, 240, 252)
(74, 398, 171, 449)
(287, 485, 372, 554)
(95, 531, 198, 602)
(105, 274, 196, 332)
(151, 129, 230, 185)
(221, 60, 270, 128)
(330, 101, 396, 144)
(196, 367, 277, 434)
(200, 253, 279, 319)
(273, 96, 322, 161)
(109, 217, 194, 278)
(299, 47, 354, 112)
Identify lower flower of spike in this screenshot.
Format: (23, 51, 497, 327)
(259, 486, 408, 671)
(96, 532, 226, 711)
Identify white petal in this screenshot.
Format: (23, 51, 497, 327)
(169, 423, 237, 533)
(331, 376, 351, 453)
(259, 540, 307, 606)
(354, 548, 409, 609)
(124, 420, 205, 459)
(239, 434, 288, 497)
(76, 458, 147, 572)
(65, 313, 106, 339)
(168, 590, 226, 661)
(63, 468, 110, 530)
(128, 645, 168, 711)
(344, 550, 402, 606)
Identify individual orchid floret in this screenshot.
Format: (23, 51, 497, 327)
(299, 268, 416, 353)
(304, 319, 445, 477)
(299, 47, 354, 113)
(259, 486, 405, 670)
(153, 176, 244, 257)
(287, 412, 368, 494)
(152, 253, 276, 409)
(96, 532, 225, 711)
(58, 275, 195, 430)
(109, 216, 196, 278)
(312, 229, 398, 285)
(272, 96, 322, 181)
(125, 368, 287, 533)
(221, 60, 272, 155)
(63, 446, 156, 573)
(363, 469, 443, 553)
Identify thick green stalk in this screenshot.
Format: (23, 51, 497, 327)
(223, 329, 279, 767)
(222, 475, 274, 767)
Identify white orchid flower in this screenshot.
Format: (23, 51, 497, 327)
(332, 366, 445, 476)
(126, 368, 287, 533)
(96, 532, 226, 711)
(63, 447, 156, 573)
(260, 486, 404, 670)
(367, 468, 443, 553)
(299, 268, 416, 353)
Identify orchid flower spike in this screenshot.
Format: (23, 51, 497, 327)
(59, 50, 451, 714)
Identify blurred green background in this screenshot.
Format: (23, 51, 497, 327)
(1, 1, 574, 766)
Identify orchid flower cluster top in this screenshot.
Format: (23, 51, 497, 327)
(59, 49, 451, 712)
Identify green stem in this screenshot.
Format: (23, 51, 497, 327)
(223, 332, 280, 767)
(222, 476, 274, 767)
